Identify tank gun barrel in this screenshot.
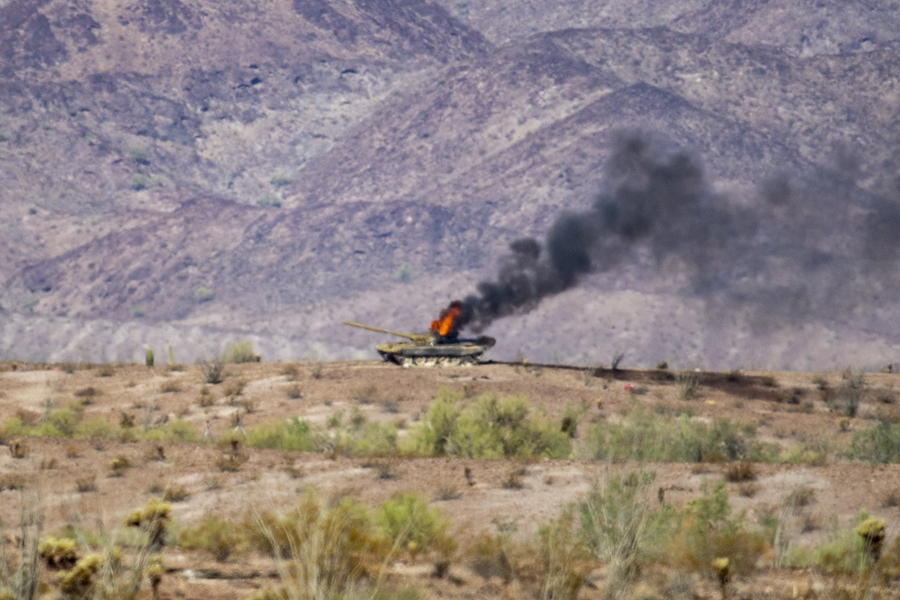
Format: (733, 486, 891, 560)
(342, 321, 431, 343)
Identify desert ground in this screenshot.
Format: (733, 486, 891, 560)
(2, 357, 900, 599)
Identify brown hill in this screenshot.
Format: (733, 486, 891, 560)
(1, 0, 899, 368)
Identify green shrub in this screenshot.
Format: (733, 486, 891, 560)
(194, 287, 214, 303)
(224, 340, 257, 363)
(787, 510, 877, 573)
(143, 420, 199, 443)
(129, 145, 150, 165)
(247, 417, 316, 452)
(340, 422, 398, 457)
(376, 492, 449, 556)
(406, 389, 462, 456)
(677, 371, 701, 400)
(78, 418, 114, 441)
(849, 420, 900, 463)
(179, 515, 247, 561)
(47, 404, 84, 437)
(580, 409, 777, 463)
(536, 510, 591, 600)
(131, 173, 149, 190)
(269, 169, 293, 188)
(406, 390, 570, 459)
(579, 471, 674, 595)
(672, 481, 768, 576)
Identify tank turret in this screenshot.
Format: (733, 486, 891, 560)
(343, 320, 494, 367)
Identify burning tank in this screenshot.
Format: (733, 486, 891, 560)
(343, 301, 494, 367)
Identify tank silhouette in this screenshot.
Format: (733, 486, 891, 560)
(343, 321, 495, 367)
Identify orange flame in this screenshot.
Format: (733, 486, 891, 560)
(430, 301, 462, 337)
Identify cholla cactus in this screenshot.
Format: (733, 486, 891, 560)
(856, 517, 886, 562)
(59, 554, 103, 597)
(712, 557, 731, 599)
(147, 554, 164, 600)
(125, 499, 171, 550)
(38, 536, 79, 568)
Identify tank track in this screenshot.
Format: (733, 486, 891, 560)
(378, 352, 481, 367)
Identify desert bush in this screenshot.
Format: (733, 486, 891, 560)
(308, 362, 323, 379)
(834, 368, 867, 418)
(725, 461, 756, 482)
(96, 365, 115, 377)
(199, 355, 225, 384)
(579, 471, 674, 598)
(78, 418, 114, 441)
(143, 420, 199, 444)
(269, 169, 292, 187)
(0, 473, 28, 491)
(163, 485, 190, 503)
(158, 380, 180, 394)
(216, 453, 249, 472)
(285, 384, 303, 399)
(0, 493, 43, 600)
(247, 417, 317, 452)
(47, 403, 85, 437)
(502, 466, 526, 490)
(75, 476, 97, 493)
(281, 364, 300, 380)
(469, 531, 521, 583)
(178, 515, 247, 562)
(248, 490, 385, 600)
(671, 481, 768, 576)
(224, 340, 257, 364)
(340, 421, 398, 457)
(194, 287, 214, 303)
(848, 419, 900, 463)
(131, 173, 149, 190)
(353, 384, 380, 404)
(223, 379, 246, 399)
(677, 371, 700, 400)
(110, 456, 131, 477)
(581, 409, 776, 463)
(406, 390, 570, 459)
(785, 510, 882, 573)
(536, 510, 591, 600)
(376, 492, 452, 559)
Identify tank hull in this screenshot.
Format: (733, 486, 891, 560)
(376, 337, 494, 367)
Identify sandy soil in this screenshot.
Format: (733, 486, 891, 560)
(1, 360, 899, 599)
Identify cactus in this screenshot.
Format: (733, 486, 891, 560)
(146, 348, 154, 367)
(856, 517, 886, 562)
(167, 344, 174, 366)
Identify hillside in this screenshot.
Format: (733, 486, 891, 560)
(0, 0, 899, 368)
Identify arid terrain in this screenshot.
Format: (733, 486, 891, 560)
(3, 358, 900, 598)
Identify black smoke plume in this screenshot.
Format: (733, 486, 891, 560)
(457, 132, 900, 335)
(458, 134, 750, 331)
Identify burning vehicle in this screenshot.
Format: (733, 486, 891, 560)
(343, 301, 495, 367)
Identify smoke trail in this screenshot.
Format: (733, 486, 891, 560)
(459, 133, 753, 331)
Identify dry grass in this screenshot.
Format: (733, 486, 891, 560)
(159, 380, 181, 393)
(163, 484, 191, 502)
(75, 476, 97, 493)
(677, 371, 700, 400)
(725, 461, 757, 482)
(502, 467, 526, 490)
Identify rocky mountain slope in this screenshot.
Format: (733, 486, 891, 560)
(1, 0, 898, 369)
